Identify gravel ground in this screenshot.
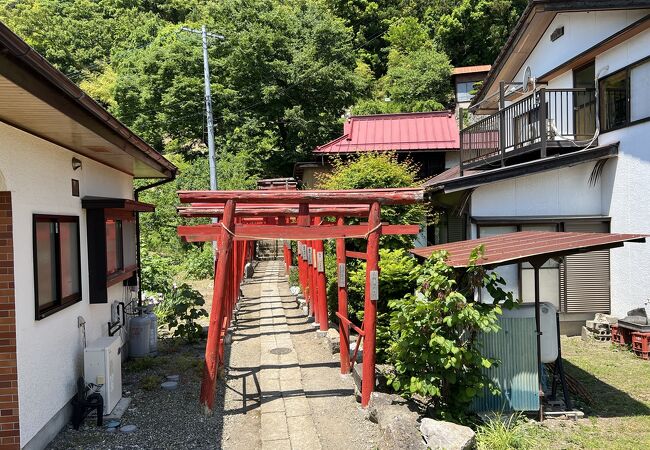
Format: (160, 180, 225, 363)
(48, 338, 226, 449)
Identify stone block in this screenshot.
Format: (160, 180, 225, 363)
(367, 392, 425, 450)
(419, 418, 475, 450)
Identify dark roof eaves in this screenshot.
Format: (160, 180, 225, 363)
(427, 143, 619, 193)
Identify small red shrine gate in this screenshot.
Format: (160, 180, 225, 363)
(176, 188, 423, 414)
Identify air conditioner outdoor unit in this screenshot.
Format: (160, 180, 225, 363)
(84, 336, 122, 415)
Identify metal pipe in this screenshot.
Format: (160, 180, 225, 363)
(533, 263, 544, 422)
(134, 174, 177, 309)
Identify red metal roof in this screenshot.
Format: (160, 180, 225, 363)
(314, 112, 459, 154)
(452, 65, 491, 76)
(410, 231, 646, 268)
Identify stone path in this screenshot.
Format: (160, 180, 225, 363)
(222, 260, 380, 450)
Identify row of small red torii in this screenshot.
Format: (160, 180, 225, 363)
(176, 188, 423, 414)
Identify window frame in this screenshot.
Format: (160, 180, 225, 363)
(456, 81, 476, 103)
(599, 55, 650, 133)
(32, 214, 82, 320)
(104, 209, 138, 287)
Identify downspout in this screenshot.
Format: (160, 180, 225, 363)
(133, 172, 177, 309)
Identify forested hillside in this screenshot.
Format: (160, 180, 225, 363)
(0, 0, 526, 178)
(0, 0, 526, 283)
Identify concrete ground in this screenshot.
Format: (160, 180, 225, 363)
(221, 260, 381, 450)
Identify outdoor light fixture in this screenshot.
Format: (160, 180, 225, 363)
(72, 157, 82, 171)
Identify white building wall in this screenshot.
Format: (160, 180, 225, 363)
(0, 122, 133, 446)
(513, 9, 650, 83)
(445, 151, 460, 169)
(475, 15, 650, 317)
(470, 162, 604, 219)
(595, 27, 650, 316)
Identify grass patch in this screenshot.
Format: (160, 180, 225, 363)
(125, 356, 161, 372)
(140, 375, 162, 391)
(516, 337, 650, 449)
(476, 413, 533, 450)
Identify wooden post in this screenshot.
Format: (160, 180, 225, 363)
(315, 239, 328, 331)
(200, 199, 236, 415)
(286, 243, 293, 274)
(297, 205, 310, 313)
(361, 202, 381, 408)
(310, 241, 318, 323)
(336, 217, 350, 374)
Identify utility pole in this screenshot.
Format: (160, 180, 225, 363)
(180, 25, 224, 191)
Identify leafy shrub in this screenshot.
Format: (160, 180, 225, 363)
(155, 283, 209, 343)
(317, 153, 425, 248)
(140, 250, 177, 294)
(318, 153, 426, 361)
(140, 375, 162, 391)
(347, 248, 418, 361)
(386, 246, 518, 420)
(476, 413, 533, 450)
(182, 245, 214, 280)
(289, 266, 300, 287)
(125, 356, 160, 373)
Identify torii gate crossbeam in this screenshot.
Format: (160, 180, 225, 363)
(176, 188, 423, 414)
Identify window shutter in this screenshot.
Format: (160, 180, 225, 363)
(448, 215, 466, 243)
(561, 222, 610, 314)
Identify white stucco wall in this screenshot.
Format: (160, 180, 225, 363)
(0, 122, 134, 446)
(513, 9, 650, 83)
(594, 27, 650, 315)
(470, 162, 604, 218)
(474, 17, 650, 317)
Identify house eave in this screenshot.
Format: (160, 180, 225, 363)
(0, 23, 177, 179)
(428, 143, 619, 194)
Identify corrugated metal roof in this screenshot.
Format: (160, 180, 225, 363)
(410, 231, 646, 267)
(314, 112, 459, 154)
(452, 65, 491, 75)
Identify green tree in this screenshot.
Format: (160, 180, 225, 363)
(430, 0, 528, 66)
(351, 17, 453, 114)
(319, 153, 424, 361)
(318, 153, 424, 233)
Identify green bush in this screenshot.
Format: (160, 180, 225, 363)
(386, 246, 518, 420)
(182, 245, 214, 280)
(140, 250, 177, 294)
(318, 153, 426, 360)
(318, 153, 425, 249)
(289, 266, 300, 287)
(155, 283, 208, 343)
(347, 248, 418, 361)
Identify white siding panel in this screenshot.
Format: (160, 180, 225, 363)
(514, 10, 650, 86)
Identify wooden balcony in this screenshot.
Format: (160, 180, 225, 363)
(460, 88, 596, 171)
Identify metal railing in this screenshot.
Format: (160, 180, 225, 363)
(460, 88, 596, 170)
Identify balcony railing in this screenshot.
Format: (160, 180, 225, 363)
(460, 88, 596, 171)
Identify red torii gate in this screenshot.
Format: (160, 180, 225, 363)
(176, 188, 423, 414)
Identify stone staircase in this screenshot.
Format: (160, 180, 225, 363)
(257, 239, 280, 260)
